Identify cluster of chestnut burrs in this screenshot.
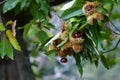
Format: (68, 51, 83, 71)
(83, 1, 104, 25)
(48, 22, 85, 62)
(48, 1, 104, 63)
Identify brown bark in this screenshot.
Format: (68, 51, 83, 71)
(0, 7, 35, 80)
(0, 51, 35, 80)
(0, 30, 35, 80)
(0, 0, 70, 79)
(0, 31, 35, 80)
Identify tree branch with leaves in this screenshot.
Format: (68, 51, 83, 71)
(0, 0, 120, 78)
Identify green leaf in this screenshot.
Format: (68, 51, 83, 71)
(83, 29, 97, 53)
(14, 3, 21, 16)
(23, 20, 35, 39)
(45, 50, 57, 60)
(6, 30, 21, 51)
(114, 0, 119, 4)
(31, 48, 39, 58)
(44, 23, 56, 30)
(61, 7, 83, 19)
(95, 60, 99, 67)
(0, 38, 6, 59)
(69, 17, 80, 23)
(3, 0, 20, 13)
(37, 31, 49, 44)
(29, 1, 46, 19)
(0, 38, 13, 59)
(57, 38, 68, 47)
(0, 23, 5, 31)
(101, 54, 109, 69)
(73, 53, 83, 76)
(69, 23, 79, 38)
(39, 0, 49, 15)
(35, 0, 40, 4)
(5, 39, 14, 60)
(79, 22, 88, 30)
(78, 63, 83, 76)
(72, 0, 84, 8)
(20, 0, 28, 10)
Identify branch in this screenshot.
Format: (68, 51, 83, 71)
(108, 3, 114, 17)
(49, 0, 71, 6)
(0, 0, 6, 22)
(0, 0, 6, 5)
(103, 39, 120, 53)
(12, 20, 17, 37)
(103, 4, 120, 35)
(109, 20, 120, 34)
(103, 4, 113, 27)
(0, 13, 2, 22)
(103, 4, 120, 52)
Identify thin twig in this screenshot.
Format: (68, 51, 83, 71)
(103, 3, 120, 35)
(103, 4, 112, 27)
(0, 13, 2, 22)
(12, 20, 17, 37)
(108, 3, 114, 17)
(102, 3, 120, 53)
(0, 0, 6, 5)
(103, 39, 120, 53)
(109, 20, 120, 33)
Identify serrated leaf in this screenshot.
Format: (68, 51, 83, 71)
(39, 0, 49, 15)
(114, 0, 118, 4)
(35, 0, 40, 4)
(23, 20, 35, 38)
(95, 60, 99, 67)
(0, 38, 13, 59)
(3, 0, 20, 13)
(79, 22, 88, 30)
(60, 1, 75, 10)
(37, 31, 49, 44)
(44, 23, 56, 30)
(26, 24, 39, 42)
(57, 38, 68, 47)
(5, 39, 14, 60)
(61, 7, 83, 19)
(77, 62, 83, 76)
(30, 48, 39, 58)
(69, 17, 80, 23)
(45, 50, 57, 60)
(29, 1, 45, 19)
(45, 32, 61, 46)
(69, 23, 79, 38)
(6, 30, 21, 51)
(0, 38, 6, 59)
(101, 54, 109, 69)
(20, 0, 28, 10)
(0, 23, 5, 31)
(73, 53, 83, 76)
(71, 0, 84, 8)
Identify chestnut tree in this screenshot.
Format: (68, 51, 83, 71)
(0, 0, 120, 79)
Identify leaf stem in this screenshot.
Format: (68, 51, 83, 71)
(79, 22, 88, 30)
(103, 39, 120, 53)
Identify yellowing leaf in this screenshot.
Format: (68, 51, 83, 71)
(6, 30, 21, 51)
(0, 23, 5, 31)
(5, 20, 13, 26)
